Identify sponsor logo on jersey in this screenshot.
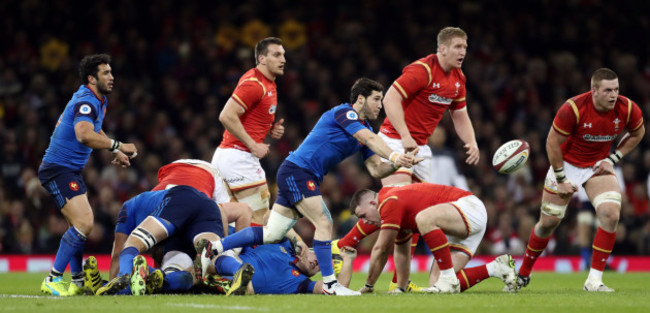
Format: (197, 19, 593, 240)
(432, 82, 440, 88)
(427, 94, 453, 105)
(583, 123, 592, 128)
(583, 134, 617, 142)
(79, 104, 92, 115)
(346, 110, 358, 120)
(69, 181, 80, 191)
(226, 176, 246, 184)
(269, 105, 277, 114)
(307, 180, 316, 191)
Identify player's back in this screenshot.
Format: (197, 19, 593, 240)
(42, 85, 106, 170)
(152, 160, 216, 198)
(286, 103, 373, 181)
(115, 190, 168, 235)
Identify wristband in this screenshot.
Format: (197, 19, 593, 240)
(388, 151, 399, 163)
(554, 167, 566, 183)
(109, 139, 122, 153)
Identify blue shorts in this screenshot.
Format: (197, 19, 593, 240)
(275, 161, 321, 210)
(38, 162, 87, 210)
(155, 186, 224, 240)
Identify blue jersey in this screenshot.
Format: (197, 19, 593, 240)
(115, 190, 168, 235)
(42, 85, 107, 170)
(239, 240, 315, 294)
(286, 103, 375, 181)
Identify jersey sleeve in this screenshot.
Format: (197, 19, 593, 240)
(114, 201, 134, 235)
(378, 195, 401, 230)
(73, 102, 98, 124)
(392, 64, 430, 100)
(333, 107, 367, 136)
(626, 100, 644, 132)
(450, 80, 467, 111)
(296, 278, 316, 294)
(552, 102, 578, 136)
(231, 79, 265, 110)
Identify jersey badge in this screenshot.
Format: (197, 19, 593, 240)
(269, 105, 277, 114)
(613, 118, 621, 130)
(291, 269, 300, 277)
(306, 180, 316, 191)
(346, 110, 358, 120)
(454, 82, 461, 96)
(69, 181, 80, 191)
(79, 104, 92, 115)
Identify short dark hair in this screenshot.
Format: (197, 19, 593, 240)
(255, 37, 283, 65)
(591, 68, 618, 89)
(349, 78, 384, 104)
(79, 54, 111, 84)
(349, 189, 375, 215)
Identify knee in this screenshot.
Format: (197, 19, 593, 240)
(596, 205, 620, 225)
(74, 217, 94, 235)
(415, 212, 436, 233)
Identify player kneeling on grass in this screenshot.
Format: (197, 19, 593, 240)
(351, 183, 517, 294)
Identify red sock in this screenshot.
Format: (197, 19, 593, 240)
(518, 230, 551, 277)
(391, 234, 420, 283)
(423, 229, 453, 271)
(591, 227, 616, 271)
(338, 220, 379, 248)
(457, 265, 489, 292)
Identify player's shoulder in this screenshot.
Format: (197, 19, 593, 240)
(331, 103, 358, 118)
(72, 85, 102, 106)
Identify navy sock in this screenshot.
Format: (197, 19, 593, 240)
(313, 239, 334, 278)
(580, 246, 592, 268)
(214, 255, 243, 276)
(221, 226, 263, 251)
(118, 247, 139, 277)
(52, 226, 87, 274)
(162, 271, 194, 293)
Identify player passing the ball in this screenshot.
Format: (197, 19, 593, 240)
(513, 68, 644, 292)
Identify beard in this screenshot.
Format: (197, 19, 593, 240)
(97, 81, 113, 95)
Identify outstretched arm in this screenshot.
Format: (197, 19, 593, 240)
(449, 109, 479, 165)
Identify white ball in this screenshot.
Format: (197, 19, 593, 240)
(492, 139, 530, 174)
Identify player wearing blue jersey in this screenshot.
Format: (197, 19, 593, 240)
(196, 78, 422, 296)
(38, 54, 138, 296)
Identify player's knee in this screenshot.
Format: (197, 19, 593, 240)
(131, 227, 158, 251)
(263, 211, 297, 243)
(238, 190, 270, 213)
(414, 211, 436, 232)
(541, 201, 568, 219)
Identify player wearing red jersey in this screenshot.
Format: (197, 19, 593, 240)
(212, 37, 286, 226)
(351, 183, 516, 294)
(514, 68, 645, 292)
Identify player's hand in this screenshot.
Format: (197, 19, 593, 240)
(592, 160, 615, 176)
(269, 118, 285, 139)
(111, 150, 131, 168)
(464, 142, 479, 165)
(340, 246, 357, 261)
(556, 180, 577, 198)
(250, 142, 270, 158)
(395, 147, 423, 168)
(401, 135, 418, 153)
(119, 143, 138, 159)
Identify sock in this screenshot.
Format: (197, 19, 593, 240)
(518, 229, 550, 277)
(220, 226, 263, 252)
(591, 227, 616, 272)
(48, 269, 63, 280)
(423, 229, 453, 271)
(313, 239, 335, 280)
(580, 246, 592, 268)
(117, 247, 139, 276)
(338, 220, 379, 248)
(214, 255, 243, 276)
(71, 272, 84, 287)
(162, 271, 194, 293)
(52, 226, 87, 274)
(457, 266, 489, 292)
(391, 234, 420, 283)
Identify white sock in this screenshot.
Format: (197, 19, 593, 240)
(323, 274, 337, 283)
(211, 240, 224, 254)
(587, 268, 603, 282)
(440, 268, 456, 277)
(486, 261, 496, 276)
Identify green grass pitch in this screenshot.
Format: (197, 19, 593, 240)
(1, 272, 649, 313)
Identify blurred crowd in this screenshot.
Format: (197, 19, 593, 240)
(1, 0, 650, 257)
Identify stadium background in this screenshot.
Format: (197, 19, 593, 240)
(1, 0, 649, 269)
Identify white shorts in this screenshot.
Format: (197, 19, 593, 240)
(378, 133, 432, 182)
(212, 148, 267, 192)
(161, 250, 192, 273)
(544, 162, 596, 194)
(447, 195, 487, 257)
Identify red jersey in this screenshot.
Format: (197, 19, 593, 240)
(152, 161, 215, 199)
(380, 54, 467, 145)
(219, 68, 278, 152)
(552, 92, 643, 167)
(378, 183, 472, 234)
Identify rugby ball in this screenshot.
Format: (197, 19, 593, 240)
(492, 139, 530, 174)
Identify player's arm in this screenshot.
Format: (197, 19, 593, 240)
(353, 129, 422, 176)
(109, 232, 128, 279)
(362, 228, 399, 292)
(595, 125, 646, 175)
(449, 109, 479, 165)
(392, 237, 411, 291)
(383, 85, 413, 146)
(546, 127, 575, 196)
(219, 97, 269, 158)
(337, 246, 357, 287)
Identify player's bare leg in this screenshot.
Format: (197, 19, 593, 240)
(380, 171, 413, 187)
(232, 185, 270, 226)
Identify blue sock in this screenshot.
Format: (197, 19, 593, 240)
(313, 239, 334, 278)
(221, 226, 263, 251)
(580, 247, 592, 268)
(116, 286, 131, 295)
(117, 247, 139, 276)
(162, 271, 194, 293)
(52, 226, 87, 274)
(214, 255, 243, 276)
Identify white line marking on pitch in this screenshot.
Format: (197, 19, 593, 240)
(168, 303, 269, 311)
(0, 294, 63, 299)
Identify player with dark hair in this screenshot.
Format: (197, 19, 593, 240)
(514, 68, 644, 292)
(196, 77, 421, 296)
(38, 54, 137, 296)
(212, 37, 286, 227)
(350, 184, 516, 294)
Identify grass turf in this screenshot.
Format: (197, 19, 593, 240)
(1, 272, 649, 313)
